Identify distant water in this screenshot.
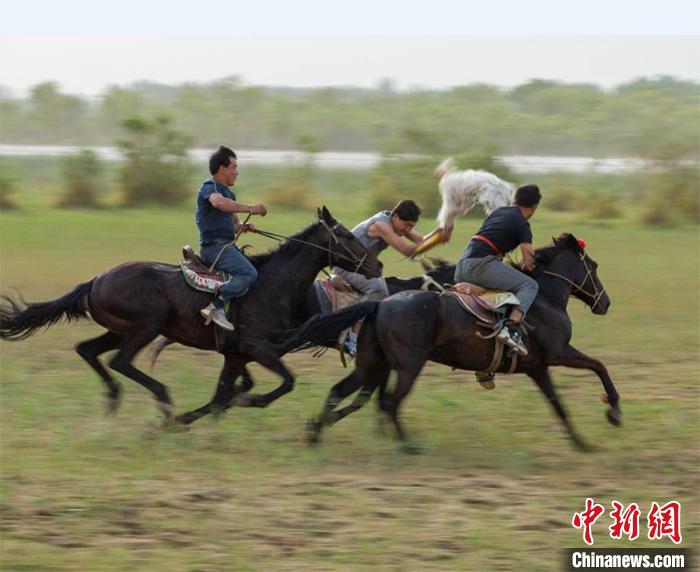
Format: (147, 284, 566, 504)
(0, 144, 682, 173)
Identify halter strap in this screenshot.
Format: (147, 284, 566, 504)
(542, 253, 606, 310)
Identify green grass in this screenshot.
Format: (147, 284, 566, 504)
(1, 192, 698, 570)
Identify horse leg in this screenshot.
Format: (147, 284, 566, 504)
(304, 358, 389, 444)
(305, 370, 366, 445)
(381, 366, 423, 454)
(75, 331, 123, 413)
(233, 347, 296, 408)
(175, 356, 242, 426)
(526, 366, 593, 451)
(551, 344, 621, 427)
(238, 366, 255, 392)
(107, 330, 174, 421)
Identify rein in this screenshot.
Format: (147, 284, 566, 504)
(420, 274, 446, 292)
(542, 253, 606, 311)
(252, 223, 370, 274)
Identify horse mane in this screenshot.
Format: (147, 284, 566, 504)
(533, 233, 584, 268)
(247, 221, 321, 268)
(510, 233, 584, 274)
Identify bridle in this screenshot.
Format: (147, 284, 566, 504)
(542, 251, 606, 311)
(252, 219, 371, 274)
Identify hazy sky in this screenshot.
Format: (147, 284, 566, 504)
(1, 1, 699, 96)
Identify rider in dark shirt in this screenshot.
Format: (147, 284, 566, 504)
(196, 146, 267, 331)
(455, 184, 542, 356)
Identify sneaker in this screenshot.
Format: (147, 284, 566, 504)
(343, 331, 358, 356)
(201, 303, 235, 331)
(200, 302, 216, 325)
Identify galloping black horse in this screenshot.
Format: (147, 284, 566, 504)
(0, 207, 381, 422)
(169, 258, 457, 424)
(278, 233, 621, 451)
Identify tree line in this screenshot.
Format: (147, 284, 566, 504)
(1, 76, 698, 159)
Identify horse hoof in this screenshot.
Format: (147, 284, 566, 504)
(233, 394, 253, 407)
(174, 413, 196, 425)
(606, 408, 622, 427)
(211, 404, 226, 420)
(162, 418, 189, 433)
(574, 440, 597, 453)
(400, 443, 423, 455)
(104, 393, 121, 415)
(304, 419, 322, 445)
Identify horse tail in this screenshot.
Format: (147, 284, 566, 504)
(274, 301, 380, 354)
(0, 279, 95, 341)
(433, 157, 455, 181)
(148, 337, 176, 369)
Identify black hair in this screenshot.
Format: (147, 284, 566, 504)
(514, 184, 542, 208)
(391, 199, 421, 222)
(209, 146, 237, 175)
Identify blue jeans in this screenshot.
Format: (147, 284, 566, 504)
(200, 240, 258, 303)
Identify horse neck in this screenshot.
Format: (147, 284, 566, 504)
(267, 227, 330, 303)
(535, 253, 577, 310)
(387, 276, 422, 294)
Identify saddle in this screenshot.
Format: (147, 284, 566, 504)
(313, 274, 362, 314)
(446, 282, 519, 326)
(445, 282, 525, 387)
(179, 245, 231, 294)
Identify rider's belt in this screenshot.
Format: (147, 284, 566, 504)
(471, 235, 504, 258)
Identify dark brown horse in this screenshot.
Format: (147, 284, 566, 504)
(158, 257, 458, 424)
(277, 233, 621, 451)
(0, 207, 380, 423)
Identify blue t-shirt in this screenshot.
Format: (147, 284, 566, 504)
(195, 179, 236, 245)
(461, 206, 533, 259)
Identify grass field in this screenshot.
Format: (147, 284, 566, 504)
(1, 185, 698, 570)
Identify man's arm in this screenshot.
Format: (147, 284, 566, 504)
(520, 243, 536, 271)
(208, 193, 267, 216)
(370, 221, 418, 257)
(405, 228, 427, 245)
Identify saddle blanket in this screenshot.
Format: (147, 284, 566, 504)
(180, 262, 231, 294)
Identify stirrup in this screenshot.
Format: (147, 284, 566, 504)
(200, 303, 215, 325)
(475, 372, 496, 390)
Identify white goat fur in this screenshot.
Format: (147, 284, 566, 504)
(434, 157, 514, 229)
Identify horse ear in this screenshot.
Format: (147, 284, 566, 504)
(321, 205, 336, 224)
(316, 207, 322, 220)
(566, 233, 584, 253)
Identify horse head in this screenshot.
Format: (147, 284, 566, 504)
(316, 206, 382, 279)
(538, 233, 610, 315)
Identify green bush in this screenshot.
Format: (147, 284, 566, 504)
(261, 169, 315, 210)
(587, 194, 623, 219)
(0, 160, 17, 209)
(59, 150, 102, 207)
(639, 167, 699, 226)
(372, 156, 440, 216)
(547, 186, 581, 212)
(118, 114, 193, 206)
